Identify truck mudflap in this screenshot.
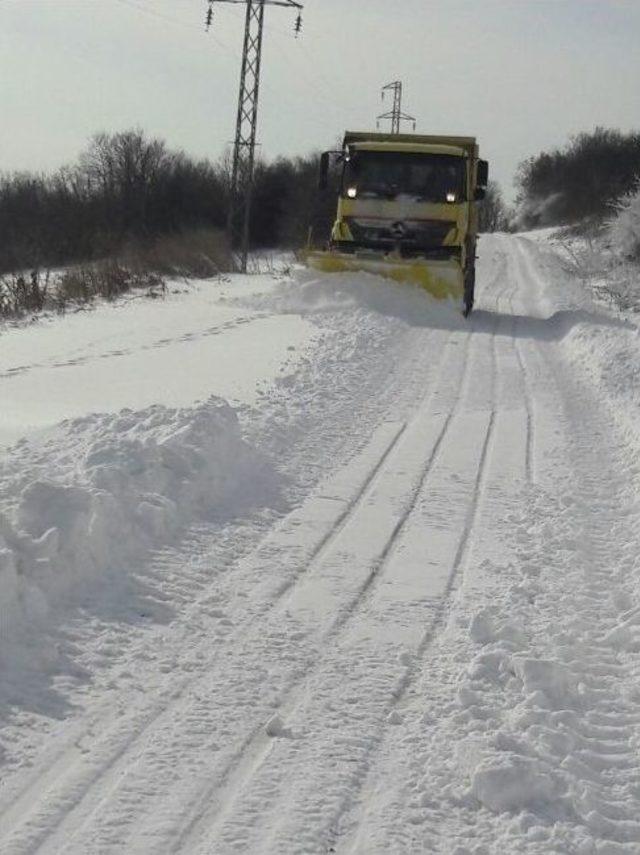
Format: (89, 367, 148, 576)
(303, 249, 464, 303)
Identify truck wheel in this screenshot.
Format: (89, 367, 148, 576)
(463, 266, 475, 317)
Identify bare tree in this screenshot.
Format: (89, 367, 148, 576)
(478, 181, 508, 232)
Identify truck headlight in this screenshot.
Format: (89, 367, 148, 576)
(446, 192, 457, 203)
(346, 186, 358, 199)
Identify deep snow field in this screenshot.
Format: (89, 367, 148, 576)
(2, 234, 640, 854)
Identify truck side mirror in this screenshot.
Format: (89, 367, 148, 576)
(477, 159, 489, 188)
(319, 152, 330, 190)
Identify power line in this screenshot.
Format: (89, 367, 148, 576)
(206, 0, 303, 274)
(114, 0, 202, 32)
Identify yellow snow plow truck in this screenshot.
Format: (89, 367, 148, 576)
(306, 131, 488, 316)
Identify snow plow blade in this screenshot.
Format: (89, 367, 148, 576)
(304, 250, 464, 302)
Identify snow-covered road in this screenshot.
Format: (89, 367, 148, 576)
(2, 235, 640, 853)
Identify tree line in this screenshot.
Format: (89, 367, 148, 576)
(0, 129, 340, 274)
(515, 127, 640, 228)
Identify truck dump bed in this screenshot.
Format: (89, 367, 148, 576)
(343, 131, 478, 160)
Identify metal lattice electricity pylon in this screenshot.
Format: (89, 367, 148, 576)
(377, 81, 416, 134)
(206, 0, 303, 272)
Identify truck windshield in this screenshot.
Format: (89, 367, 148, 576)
(344, 151, 465, 203)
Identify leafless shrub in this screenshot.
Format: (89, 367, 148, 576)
(478, 181, 510, 233)
(607, 185, 640, 263)
(247, 252, 294, 278)
(0, 270, 50, 318)
(556, 235, 640, 313)
(117, 228, 235, 279)
(0, 227, 234, 321)
(556, 236, 608, 279)
(56, 262, 165, 312)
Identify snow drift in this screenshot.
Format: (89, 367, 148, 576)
(608, 184, 640, 262)
(0, 397, 277, 675)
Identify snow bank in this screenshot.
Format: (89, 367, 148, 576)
(561, 317, 640, 453)
(0, 397, 276, 672)
(530, 217, 640, 314)
(521, 236, 640, 454)
(608, 185, 640, 262)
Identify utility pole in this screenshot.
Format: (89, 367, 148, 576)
(377, 81, 416, 134)
(206, 0, 303, 273)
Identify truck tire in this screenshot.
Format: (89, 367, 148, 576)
(463, 264, 475, 317)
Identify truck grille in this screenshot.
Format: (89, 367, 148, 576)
(345, 217, 455, 251)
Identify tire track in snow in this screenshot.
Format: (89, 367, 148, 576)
(164, 330, 476, 854)
(189, 303, 509, 855)
(503, 238, 537, 485)
(324, 261, 536, 854)
(0, 333, 457, 855)
(324, 317, 500, 855)
(511, 235, 568, 486)
(177, 270, 509, 855)
(513, 334, 536, 484)
(335, 237, 563, 853)
(173, 411, 461, 852)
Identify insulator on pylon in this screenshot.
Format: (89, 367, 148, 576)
(294, 13, 302, 36)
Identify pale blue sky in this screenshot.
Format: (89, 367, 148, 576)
(1, 0, 639, 198)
